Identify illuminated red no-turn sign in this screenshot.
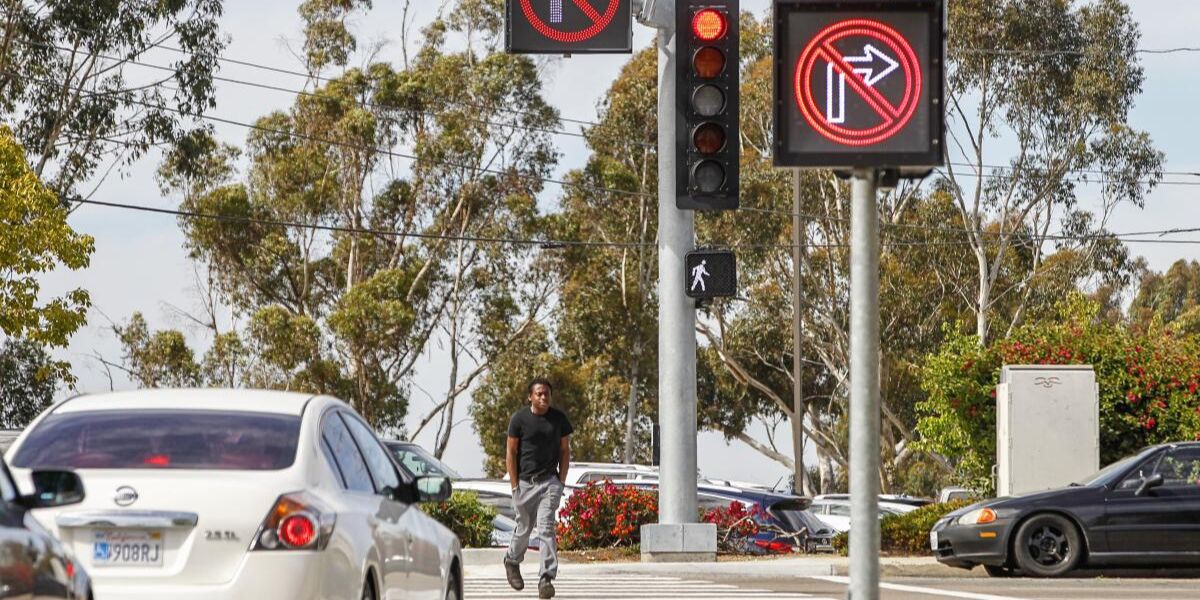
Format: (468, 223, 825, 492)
(506, 0, 632, 54)
(774, 1, 944, 169)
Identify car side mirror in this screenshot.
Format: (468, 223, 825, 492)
(20, 470, 85, 508)
(414, 476, 452, 503)
(1135, 473, 1164, 497)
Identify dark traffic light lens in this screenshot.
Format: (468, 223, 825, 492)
(692, 160, 725, 193)
(692, 85, 725, 116)
(692, 9, 728, 41)
(693, 122, 726, 154)
(693, 46, 726, 78)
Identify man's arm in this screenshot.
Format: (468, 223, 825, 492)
(558, 435, 570, 483)
(506, 436, 520, 491)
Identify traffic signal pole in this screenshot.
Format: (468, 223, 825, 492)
(848, 168, 882, 600)
(637, 0, 716, 562)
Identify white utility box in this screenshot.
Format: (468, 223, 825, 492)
(995, 365, 1099, 497)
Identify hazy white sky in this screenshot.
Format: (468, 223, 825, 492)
(36, 0, 1200, 485)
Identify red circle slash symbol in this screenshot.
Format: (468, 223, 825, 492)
(519, 0, 621, 43)
(794, 19, 922, 147)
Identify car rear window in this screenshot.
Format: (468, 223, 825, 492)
(11, 410, 301, 471)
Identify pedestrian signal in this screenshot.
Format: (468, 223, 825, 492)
(685, 250, 737, 300)
(676, 0, 739, 210)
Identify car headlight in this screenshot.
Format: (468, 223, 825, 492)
(957, 507, 997, 525)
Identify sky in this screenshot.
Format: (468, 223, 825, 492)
(33, 0, 1200, 487)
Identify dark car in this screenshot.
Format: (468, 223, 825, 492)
(622, 481, 835, 553)
(932, 441, 1200, 577)
(0, 456, 91, 599)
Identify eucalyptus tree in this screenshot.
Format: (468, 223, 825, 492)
(0, 0, 225, 198)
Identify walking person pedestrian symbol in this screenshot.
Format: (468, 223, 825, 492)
(691, 260, 710, 292)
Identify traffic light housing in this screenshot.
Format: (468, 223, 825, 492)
(676, 1, 739, 210)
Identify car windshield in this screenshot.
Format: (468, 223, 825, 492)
(388, 443, 462, 479)
(11, 410, 301, 470)
(1075, 451, 1147, 486)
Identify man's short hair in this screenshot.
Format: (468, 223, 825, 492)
(527, 377, 553, 395)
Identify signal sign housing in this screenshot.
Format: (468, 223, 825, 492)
(773, 0, 944, 169)
(685, 250, 737, 299)
(676, 1, 740, 211)
(506, 0, 632, 54)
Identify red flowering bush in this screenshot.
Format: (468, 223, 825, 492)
(702, 501, 766, 553)
(556, 480, 658, 550)
(917, 295, 1200, 494)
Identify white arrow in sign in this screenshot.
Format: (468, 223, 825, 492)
(824, 44, 900, 124)
(844, 44, 899, 87)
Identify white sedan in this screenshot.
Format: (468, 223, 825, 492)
(4, 389, 462, 600)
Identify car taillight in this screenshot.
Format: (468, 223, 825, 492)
(252, 492, 335, 551)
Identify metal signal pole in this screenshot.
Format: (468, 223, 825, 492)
(638, 0, 715, 561)
(792, 169, 806, 496)
(848, 168, 881, 600)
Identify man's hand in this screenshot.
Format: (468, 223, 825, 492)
(506, 435, 520, 492)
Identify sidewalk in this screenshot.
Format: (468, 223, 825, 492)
(462, 548, 985, 578)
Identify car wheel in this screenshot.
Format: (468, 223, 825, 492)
(1012, 514, 1082, 577)
(445, 569, 461, 600)
(983, 564, 1017, 578)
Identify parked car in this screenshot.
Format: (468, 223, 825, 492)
(937, 486, 978, 504)
(808, 497, 917, 532)
(932, 441, 1200, 577)
(1, 455, 92, 599)
(617, 480, 834, 553)
(451, 479, 539, 549)
(383, 440, 463, 480)
(6, 389, 463, 599)
(814, 493, 933, 508)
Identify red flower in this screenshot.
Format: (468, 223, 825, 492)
(1145, 417, 1157, 430)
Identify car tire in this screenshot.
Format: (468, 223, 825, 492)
(446, 569, 461, 600)
(362, 576, 377, 600)
(983, 564, 1017, 578)
(1012, 514, 1082, 577)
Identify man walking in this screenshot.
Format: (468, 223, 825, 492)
(504, 377, 573, 598)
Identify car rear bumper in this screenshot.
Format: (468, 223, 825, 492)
(92, 552, 346, 600)
(931, 518, 1014, 569)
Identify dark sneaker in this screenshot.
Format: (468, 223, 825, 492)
(538, 575, 555, 599)
(503, 558, 523, 591)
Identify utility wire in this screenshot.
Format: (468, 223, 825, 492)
(3, 68, 658, 201)
(12, 37, 656, 149)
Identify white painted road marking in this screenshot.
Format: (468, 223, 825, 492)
(810, 576, 1035, 600)
(465, 574, 837, 599)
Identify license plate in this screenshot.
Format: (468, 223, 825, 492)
(929, 530, 939, 550)
(92, 530, 164, 567)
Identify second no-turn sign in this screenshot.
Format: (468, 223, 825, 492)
(773, 0, 944, 169)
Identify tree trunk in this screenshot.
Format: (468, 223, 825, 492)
(622, 354, 641, 463)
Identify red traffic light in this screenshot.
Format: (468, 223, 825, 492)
(692, 9, 727, 41)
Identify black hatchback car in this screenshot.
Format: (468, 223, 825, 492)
(932, 441, 1200, 577)
(0, 456, 91, 599)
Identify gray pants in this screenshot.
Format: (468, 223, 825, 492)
(505, 477, 564, 580)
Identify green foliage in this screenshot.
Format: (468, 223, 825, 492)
(0, 126, 93, 353)
(831, 500, 973, 556)
(0, 339, 61, 428)
(421, 490, 496, 548)
(917, 295, 1200, 493)
(557, 480, 657, 551)
(0, 0, 225, 195)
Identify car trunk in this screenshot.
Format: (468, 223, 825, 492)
(18, 468, 301, 586)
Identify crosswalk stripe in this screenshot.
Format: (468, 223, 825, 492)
(464, 575, 835, 599)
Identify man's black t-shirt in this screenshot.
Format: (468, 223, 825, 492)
(507, 406, 573, 481)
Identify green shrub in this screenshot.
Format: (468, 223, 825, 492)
(832, 499, 973, 556)
(557, 480, 658, 550)
(422, 490, 496, 548)
(917, 295, 1200, 495)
